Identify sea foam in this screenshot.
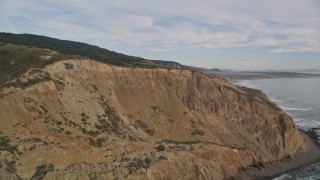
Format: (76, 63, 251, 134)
(280, 106, 314, 111)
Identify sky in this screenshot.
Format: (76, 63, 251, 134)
(0, 0, 320, 70)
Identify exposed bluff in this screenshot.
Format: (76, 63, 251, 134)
(0, 59, 308, 179)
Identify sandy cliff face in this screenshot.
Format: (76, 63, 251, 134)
(0, 59, 307, 179)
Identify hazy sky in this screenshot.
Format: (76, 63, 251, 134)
(1, 0, 319, 70)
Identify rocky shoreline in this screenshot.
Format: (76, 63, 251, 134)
(234, 130, 320, 180)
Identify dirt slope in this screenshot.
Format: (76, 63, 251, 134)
(0, 59, 307, 179)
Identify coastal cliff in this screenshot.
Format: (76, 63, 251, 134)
(0, 57, 308, 179)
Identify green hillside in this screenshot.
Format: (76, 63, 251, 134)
(0, 42, 80, 88)
(0, 32, 156, 67)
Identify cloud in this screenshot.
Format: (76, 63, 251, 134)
(270, 47, 320, 53)
(0, 0, 319, 54)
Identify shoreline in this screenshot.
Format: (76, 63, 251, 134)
(234, 130, 320, 180)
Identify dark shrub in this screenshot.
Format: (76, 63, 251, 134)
(156, 145, 165, 151)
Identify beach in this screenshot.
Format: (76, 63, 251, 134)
(234, 131, 320, 180)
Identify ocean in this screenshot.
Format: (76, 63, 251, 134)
(234, 78, 320, 180)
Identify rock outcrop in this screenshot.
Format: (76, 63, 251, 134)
(0, 59, 308, 179)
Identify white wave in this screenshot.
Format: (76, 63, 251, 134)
(270, 97, 285, 103)
(280, 106, 313, 111)
(272, 174, 291, 180)
(293, 118, 320, 130)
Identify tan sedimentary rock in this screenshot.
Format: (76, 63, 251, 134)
(0, 59, 308, 179)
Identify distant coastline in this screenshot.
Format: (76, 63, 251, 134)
(205, 71, 320, 80)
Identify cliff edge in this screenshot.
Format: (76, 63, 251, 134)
(0, 58, 308, 179)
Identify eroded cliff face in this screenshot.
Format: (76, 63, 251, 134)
(0, 59, 308, 179)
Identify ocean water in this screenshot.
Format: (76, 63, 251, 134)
(234, 78, 320, 180)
